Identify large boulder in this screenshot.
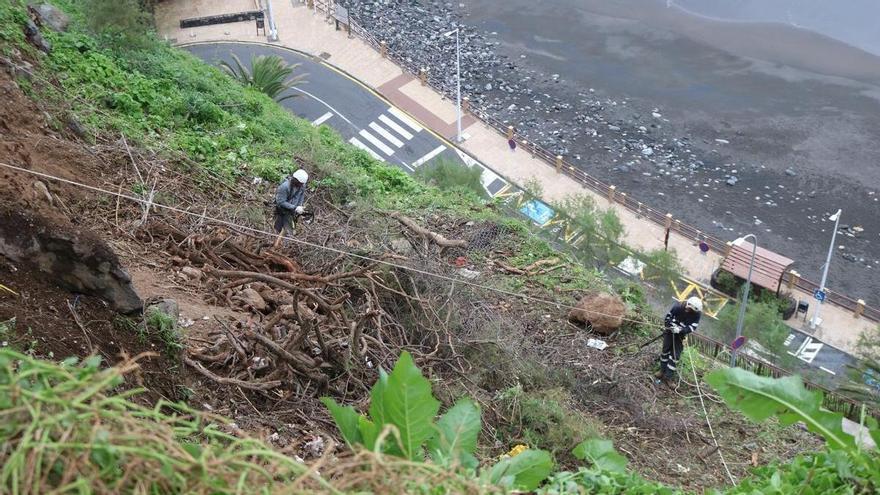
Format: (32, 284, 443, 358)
(32, 3, 71, 32)
(0, 207, 142, 313)
(568, 292, 626, 335)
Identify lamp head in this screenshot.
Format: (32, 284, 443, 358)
(829, 209, 841, 222)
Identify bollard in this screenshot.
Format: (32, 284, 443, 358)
(462, 96, 470, 114)
(619, 192, 626, 205)
(419, 69, 427, 85)
(555, 155, 563, 173)
(724, 241, 733, 258)
(608, 185, 616, 202)
(787, 270, 799, 290)
(855, 299, 865, 319)
(507, 126, 514, 140)
(380, 41, 387, 57)
(664, 213, 673, 229)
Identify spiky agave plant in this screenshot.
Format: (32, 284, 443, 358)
(218, 53, 307, 102)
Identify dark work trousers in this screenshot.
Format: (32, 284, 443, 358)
(659, 331, 685, 378)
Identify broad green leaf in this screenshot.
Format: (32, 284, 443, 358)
(705, 368, 855, 450)
(489, 449, 554, 491)
(427, 399, 481, 469)
(368, 369, 390, 427)
(572, 438, 628, 473)
(320, 397, 362, 448)
(358, 416, 380, 452)
(380, 351, 440, 460)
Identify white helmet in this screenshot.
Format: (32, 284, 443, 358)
(292, 169, 309, 184)
(686, 297, 703, 313)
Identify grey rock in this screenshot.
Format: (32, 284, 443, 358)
(180, 266, 204, 281)
(147, 298, 180, 326)
(24, 19, 51, 53)
(726, 177, 738, 186)
(236, 288, 267, 311)
(33, 3, 70, 32)
(785, 167, 797, 176)
(390, 237, 414, 256)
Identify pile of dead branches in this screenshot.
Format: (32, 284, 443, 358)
(145, 219, 468, 401)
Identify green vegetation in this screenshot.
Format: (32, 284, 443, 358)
(497, 385, 601, 461)
(715, 300, 789, 355)
(218, 53, 307, 102)
(144, 307, 182, 357)
(415, 157, 486, 199)
(322, 351, 554, 491)
(0, 349, 328, 494)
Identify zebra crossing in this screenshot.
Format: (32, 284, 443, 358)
(348, 107, 423, 163)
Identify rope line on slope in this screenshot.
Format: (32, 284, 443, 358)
(0, 160, 664, 327)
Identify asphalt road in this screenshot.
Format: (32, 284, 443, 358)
(183, 41, 864, 390)
(184, 42, 465, 173)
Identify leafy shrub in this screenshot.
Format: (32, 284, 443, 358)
(716, 300, 789, 355)
(414, 157, 486, 198)
(322, 351, 555, 491)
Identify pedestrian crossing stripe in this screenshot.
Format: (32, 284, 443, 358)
(369, 121, 404, 148)
(411, 145, 447, 168)
(358, 129, 395, 156)
(387, 107, 423, 132)
(312, 112, 333, 126)
(379, 114, 414, 140)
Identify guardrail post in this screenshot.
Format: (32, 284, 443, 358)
(674, 219, 682, 233)
(619, 192, 626, 205)
(695, 230, 702, 246)
(607, 185, 616, 202)
(507, 126, 514, 140)
(555, 155, 563, 173)
(787, 270, 799, 290)
(380, 40, 387, 57)
(307, 0, 314, 8)
(636, 202, 643, 218)
(419, 68, 427, 85)
(724, 241, 732, 258)
(664, 213, 673, 229)
(462, 96, 470, 114)
(855, 299, 866, 319)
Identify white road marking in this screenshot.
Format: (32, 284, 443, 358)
(819, 366, 837, 375)
(358, 129, 395, 156)
(311, 112, 333, 126)
(388, 106, 423, 132)
(291, 87, 357, 129)
(788, 337, 823, 364)
(369, 121, 404, 148)
(379, 114, 414, 140)
(411, 145, 447, 168)
(348, 137, 383, 161)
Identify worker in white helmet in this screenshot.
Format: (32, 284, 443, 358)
(656, 296, 702, 381)
(273, 168, 309, 249)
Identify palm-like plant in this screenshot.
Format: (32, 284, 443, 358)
(218, 53, 307, 102)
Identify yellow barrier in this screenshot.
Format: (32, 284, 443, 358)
(669, 277, 729, 319)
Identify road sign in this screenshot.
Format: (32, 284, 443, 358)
(813, 289, 826, 302)
(699, 241, 709, 253)
(731, 335, 747, 350)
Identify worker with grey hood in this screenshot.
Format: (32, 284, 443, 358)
(273, 168, 308, 248)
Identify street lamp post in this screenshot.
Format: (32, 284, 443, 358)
(730, 234, 757, 367)
(443, 28, 463, 142)
(810, 209, 842, 329)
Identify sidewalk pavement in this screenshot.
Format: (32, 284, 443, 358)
(154, 0, 876, 354)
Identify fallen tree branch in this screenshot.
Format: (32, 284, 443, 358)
(183, 355, 281, 390)
(389, 212, 467, 248)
